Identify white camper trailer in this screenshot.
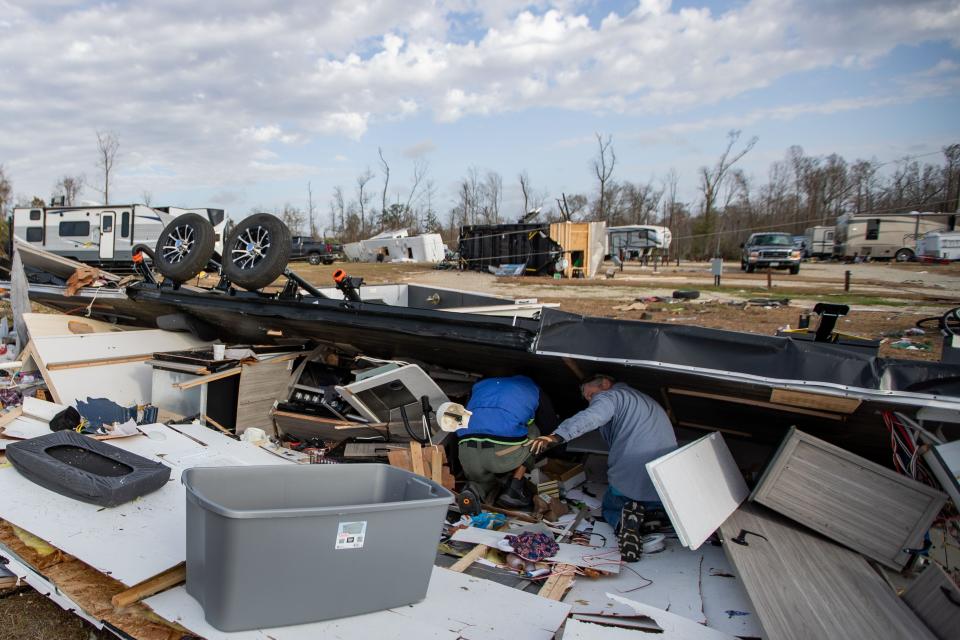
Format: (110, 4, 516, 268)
(606, 225, 672, 260)
(802, 225, 835, 259)
(834, 211, 956, 261)
(917, 231, 960, 261)
(346, 230, 446, 263)
(12, 203, 226, 266)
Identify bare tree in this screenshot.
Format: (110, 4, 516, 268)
(404, 159, 428, 213)
(141, 190, 153, 206)
(355, 168, 374, 236)
(519, 171, 532, 217)
(483, 171, 502, 224)
(52, 174, 84, 206)
(378, 147, 390, 225)
(699, 129, 757, 228)
(95, 130, 120, 205)
(592, 133, 616, 222)
(307, 181, 317, 238)
(556, 193, 587, 222)
(330, 186, 346, 238)
(279, 204, 306, 235)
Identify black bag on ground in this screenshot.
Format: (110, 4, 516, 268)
(5, 431, 170, 507)
(50, 406, 82, 431)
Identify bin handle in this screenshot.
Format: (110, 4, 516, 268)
(410, 476, 440, 496)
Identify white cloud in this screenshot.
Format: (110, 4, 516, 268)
(0, 0, 957, 208)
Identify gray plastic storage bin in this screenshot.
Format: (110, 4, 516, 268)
(182, 463, 453, 631)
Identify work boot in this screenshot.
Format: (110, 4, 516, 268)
(619, 500, 645, 563)
(496, 478, 533, 510)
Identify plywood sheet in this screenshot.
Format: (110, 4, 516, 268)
(646, 432, 747, 550)
(720, 503, 935, 640)
(145, 566, 571, 640)
(29, 330, 208, 405)
(22, 312, 128, 339)
(752, 427, 947, 569)
(0, 423, 287, 586)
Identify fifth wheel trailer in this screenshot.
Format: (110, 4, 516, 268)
(12, 203, 226, 267)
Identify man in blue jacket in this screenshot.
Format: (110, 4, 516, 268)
(458, 375, 545, 509)
(530, 374, 677, 559)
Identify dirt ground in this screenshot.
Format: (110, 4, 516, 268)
(0, 585, 112, 640)
(291, 258, 959, 361)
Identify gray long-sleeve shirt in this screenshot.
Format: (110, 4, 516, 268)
(553, 383, 677, 501)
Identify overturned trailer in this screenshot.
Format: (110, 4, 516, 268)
(13, 219, 960, 464)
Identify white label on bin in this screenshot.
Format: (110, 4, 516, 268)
(335, 521, 367, 549)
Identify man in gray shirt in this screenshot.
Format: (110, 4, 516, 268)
(530, 375, 677, 530)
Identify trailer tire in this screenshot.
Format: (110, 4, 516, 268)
(789, 265, 800, 275)
(672, 289, 700, 300)
(895, 248, 914, 262)
(154, 214, 216, 283)
(746, 264, 755, 273)
(223, 213, 291, 290)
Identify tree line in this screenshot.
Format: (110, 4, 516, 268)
(2, 131, 957, 259)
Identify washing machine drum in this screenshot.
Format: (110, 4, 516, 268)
(5, 430, 170, 507)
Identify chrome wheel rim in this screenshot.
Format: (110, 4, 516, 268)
(231, 225, 271, 270)
(160, 224, 196, 264)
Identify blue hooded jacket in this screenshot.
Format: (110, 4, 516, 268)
(461, 376, 540, 440)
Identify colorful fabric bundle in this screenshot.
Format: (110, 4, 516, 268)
(504, 531, 559, 561)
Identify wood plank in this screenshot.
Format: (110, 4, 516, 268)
(902, 563, 960, 640)
(668, 387, 843, 420)
(111, 562, 186, 608)
(449, 543, 489, 573)
(646, 432, 748, 550)
(0, 406, 24, 431)
(538, 565, 576, 600)
(431, 446, 443, 485)
(46, 354, 151, 371)
(769, 388, 862, 414)
(410, 441, 425, 476)
(720, 503, 935, 640)
(172, 366, 241, 390)
(751, 427, 947, 569)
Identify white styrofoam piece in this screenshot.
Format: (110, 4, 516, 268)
(0, 423, 288, 586)
(450, 526, 621, 574)
(1, 416, 53, 439)
(646, 432, 748, 550)
(0, 552, 104, 629)
(145, 566, 571, 640)
(22, 396, 68, 420)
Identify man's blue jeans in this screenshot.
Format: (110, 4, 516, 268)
(602, 485, 662, 529)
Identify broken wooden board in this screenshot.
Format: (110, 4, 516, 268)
(719, 503, 936, 640)
(145, 566, 572, 640)
(449, 526, 620, 574)
(751, 427, 947, 570)
(0, 522, 186, 639)
(902, 563, 960, 640)
(646, 431, 747, 550)
(768, 388, 861, 414)
(0, 422, 288, 586)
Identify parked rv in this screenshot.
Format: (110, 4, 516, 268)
(606, 225, 672, 260)
(13, 203, 226, 267)
(918, 230, 960, 261)
(834, 211, 956, 261)
(803, 225, 835, 259)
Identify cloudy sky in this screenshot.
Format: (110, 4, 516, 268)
(1, 0, 958, 226)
